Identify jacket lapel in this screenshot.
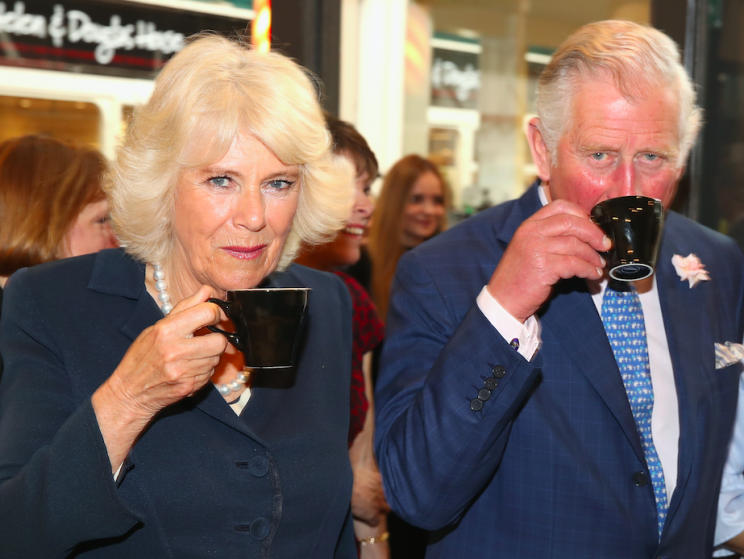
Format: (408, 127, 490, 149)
(85, 249, 268, 441)
(503, 186, 647, 463)
(539, 278, 647, 464)
(237, 268, 305, 438)
(655, 218, 709, 525)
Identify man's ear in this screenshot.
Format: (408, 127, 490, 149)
(526, 117, 552, 184)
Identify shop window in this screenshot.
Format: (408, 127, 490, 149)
(411, 0, 651, 211)
(0, 97, 100, 149)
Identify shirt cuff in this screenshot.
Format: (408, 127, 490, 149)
(476, 286, 540, 361)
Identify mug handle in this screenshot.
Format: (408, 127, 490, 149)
(206, 298, 241, 349)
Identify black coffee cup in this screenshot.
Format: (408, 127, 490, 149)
(207, 288, 310, 369)
(590, 196, 664, 282)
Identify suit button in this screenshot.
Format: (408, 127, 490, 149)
(632, 471, 648, 487)
(470, 398, 483, 411)
(484, 377, 498, 391)
(248, 456, 269, 477)
(492, 365, 506, 379)
(251, 517, 270, 540)
(477, 388, 491, 401)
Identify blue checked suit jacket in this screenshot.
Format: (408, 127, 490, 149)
(374, 184, 744, 558)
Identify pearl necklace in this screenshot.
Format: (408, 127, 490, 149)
(152, 263, 250, 397)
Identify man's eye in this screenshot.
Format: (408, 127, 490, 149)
(209, 176, 230, 188)
(591, 153, 607, 161)
(643, 153, 659, 161)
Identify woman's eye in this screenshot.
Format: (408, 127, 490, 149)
(209, 176, 231, 188)
(96, 216, 109, 225)
(410, 195, 423, 204)
(267, 179, 294, 190)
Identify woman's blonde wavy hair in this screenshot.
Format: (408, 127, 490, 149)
(107, 34, 353, 271)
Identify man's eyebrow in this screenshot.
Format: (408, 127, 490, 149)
(577, 144, 679, 158)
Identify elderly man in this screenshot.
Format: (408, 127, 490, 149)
(375, 20, 744, 558)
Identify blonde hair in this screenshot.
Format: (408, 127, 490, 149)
(107, 34, 353, 270)
(0, 135, 107, 277)
(535, 20, 702, 166)
(368, 154, 448, 321)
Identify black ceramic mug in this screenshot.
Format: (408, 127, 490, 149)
(590, 195, 665, 282)
(207, 288, 310, 369)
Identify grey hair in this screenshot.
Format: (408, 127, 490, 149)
(535, 20, 702, 167)
(106, 33, 353, 271)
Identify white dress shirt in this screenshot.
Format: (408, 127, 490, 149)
(476, 186, 679, 500)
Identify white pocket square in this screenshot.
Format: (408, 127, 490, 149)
(715, 342, 744, 369)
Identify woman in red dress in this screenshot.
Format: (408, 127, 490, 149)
(295, 115, 389, 558)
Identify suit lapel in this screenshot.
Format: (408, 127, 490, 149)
(505, 185, 647, 463)
(539, 278, 647, 464)
(655, 220, 709, 525)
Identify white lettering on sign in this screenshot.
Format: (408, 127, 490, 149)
(0, 1, 46, 38)
(431, 57, 481, 103)
(0, 1, 185, 65)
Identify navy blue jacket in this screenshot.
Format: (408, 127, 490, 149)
(0, 249, 355, 558)
(375, 184, 744, 558)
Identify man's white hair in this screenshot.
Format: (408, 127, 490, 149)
(535, 20, 702, 168)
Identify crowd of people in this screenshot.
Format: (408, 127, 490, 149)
(1, 19, 744, 559)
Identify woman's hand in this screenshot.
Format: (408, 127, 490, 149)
(352, 467, 390, 525)
(92, 285, 229, 472)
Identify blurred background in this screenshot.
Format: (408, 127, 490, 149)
(2, 0, 741, 240)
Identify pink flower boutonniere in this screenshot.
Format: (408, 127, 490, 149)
(671, 253, 710, 288)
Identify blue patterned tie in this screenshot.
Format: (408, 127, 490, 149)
(601, 284, 668, 538)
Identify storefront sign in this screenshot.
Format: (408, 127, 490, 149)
(430, 47, 480, 110)
(0, 0, 249, 78)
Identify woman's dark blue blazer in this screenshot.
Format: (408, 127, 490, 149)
(0, 248, 356, 558)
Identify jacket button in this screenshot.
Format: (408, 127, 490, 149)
(632, 471, 648, 487)
(248, 456, 270, 478)
(484, 377, 498, 391)
(492, 365, 506, 379)
(477, 388, 491, 401)
(470, 398, 483, 411)
(251, 517, 270, 540)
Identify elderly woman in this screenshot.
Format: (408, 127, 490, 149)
(0, 35, 356, 558)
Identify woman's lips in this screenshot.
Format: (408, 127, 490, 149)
(222, 245, 266, 259)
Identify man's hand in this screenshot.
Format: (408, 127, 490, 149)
(487, 199, 610, 323)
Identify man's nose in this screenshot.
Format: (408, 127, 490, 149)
(613, 160, 642, 197)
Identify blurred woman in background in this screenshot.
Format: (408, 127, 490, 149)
(368, 154, 447, 321)
(295, 114, 389, 558)
(0, 135, 117, 380)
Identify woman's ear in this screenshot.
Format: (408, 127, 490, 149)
(526, 117, 552, 184)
